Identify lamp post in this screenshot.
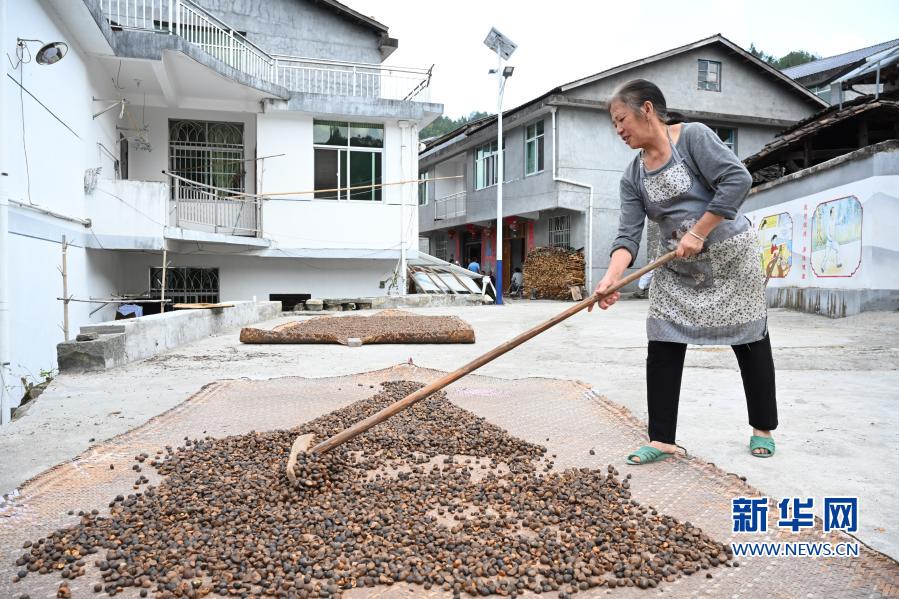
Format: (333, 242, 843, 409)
(483, 27, 516, 305)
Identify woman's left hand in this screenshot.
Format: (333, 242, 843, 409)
(676, 232, 704, 258)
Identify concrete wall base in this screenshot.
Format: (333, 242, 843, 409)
(57, 301, 282, 372)
(766, 287, 899, 318)
(370, 294, 491, 309)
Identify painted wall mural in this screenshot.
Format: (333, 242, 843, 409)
(744, 173, 899, 292)
(810, 196, 863, 277)
(758, 212, 793, 278)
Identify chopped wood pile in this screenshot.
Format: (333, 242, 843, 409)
(522, 247, 586, 300)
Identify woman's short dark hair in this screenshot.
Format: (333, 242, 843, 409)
(610, 79, 686, 125)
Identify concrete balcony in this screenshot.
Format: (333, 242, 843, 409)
(87, 177, 268, 251)
(97, 0, 431, 102)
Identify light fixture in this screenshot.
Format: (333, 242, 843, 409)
(17, 39, 68, 65)
(483, 26, 518, 306)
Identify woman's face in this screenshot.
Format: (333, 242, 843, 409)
(609, 100, 651, 149)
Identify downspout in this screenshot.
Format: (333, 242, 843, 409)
(550, 106, 595, 291)
(0, 0, 11, 425)
(398, 120, 410, 295)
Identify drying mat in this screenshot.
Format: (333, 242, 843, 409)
(1, 366, 895, 598)
(240, 310, 475, 345)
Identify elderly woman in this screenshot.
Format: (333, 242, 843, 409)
(591, 79, 777, 464)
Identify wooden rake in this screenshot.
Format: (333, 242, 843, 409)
(286, 250, 678, 484)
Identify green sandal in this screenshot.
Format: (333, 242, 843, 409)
(626, 445, 674, 465)
(749, 435, 776, 458)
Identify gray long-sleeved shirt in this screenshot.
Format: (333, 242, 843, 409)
(610, 122, 753, 265)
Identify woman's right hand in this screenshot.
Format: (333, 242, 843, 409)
(588, 274, 621, 312)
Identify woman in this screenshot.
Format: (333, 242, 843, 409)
(590, 79, 777, 464)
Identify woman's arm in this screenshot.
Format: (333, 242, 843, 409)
(685, 123, 753, 220)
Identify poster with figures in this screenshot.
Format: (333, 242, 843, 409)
(811, 196, 862, 277)
(758, 213, 793, 278)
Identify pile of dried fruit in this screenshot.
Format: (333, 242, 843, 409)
(240, 311, 475, 345)
(14, 382, 732, 598)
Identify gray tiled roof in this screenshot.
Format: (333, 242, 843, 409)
(783, 39, 899, 79)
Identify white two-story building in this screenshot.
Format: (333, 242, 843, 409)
(0, 0, 442, 420)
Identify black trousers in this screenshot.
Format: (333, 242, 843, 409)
(646, 334, 778, 444)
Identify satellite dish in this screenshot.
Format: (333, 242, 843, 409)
(35, 41, 67, 65)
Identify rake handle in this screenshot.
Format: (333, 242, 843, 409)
(309, 251, 678, 455)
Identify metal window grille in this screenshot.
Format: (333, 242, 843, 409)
(169, 120, 245, 195)
(548, 215, 570, 248)
(150, 267, 220, 304)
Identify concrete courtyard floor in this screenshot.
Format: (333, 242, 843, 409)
(1, 298, 897, 562)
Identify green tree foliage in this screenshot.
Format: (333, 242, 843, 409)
(749, 43, 820, 70)
(420, 111, 490, 140)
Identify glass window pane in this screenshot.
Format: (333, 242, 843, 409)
(526, 124, 535, 139)
(349, 151, 381, 200)
(535, 120, 544, 136)
(536, 136, 544, 172)
(313, 121, 348, 146)
(350, 123, 384, 148)
(526, 141, 536, 174)
(340, 150, 348, 199)
(373, 153, 382, 202)
(314, 149, 339, 199)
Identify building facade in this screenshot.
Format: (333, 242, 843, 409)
(0, 0, 441, 421)
(418, 35, 826, 293)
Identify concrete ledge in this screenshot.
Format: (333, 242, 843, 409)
(371, 294, 490, 309)
(766, 287, 899, 318)
(57, 301, 282, 372)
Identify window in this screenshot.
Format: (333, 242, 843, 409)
(435, 238, 448, 261)
(698, 60, 721, 92)
(711, 126, 737, 154)
(169, 120, 244, 194)
(313, 120, 384, 201)
(150, 267, 219, 304)
(418, 171, 429, 205)
(548, 214, 570, 248)
(525, 120, 545, 175)
(811, 85, 832, 103)
(474, 140, 505, 190)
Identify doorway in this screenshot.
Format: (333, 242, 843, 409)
(462, 232, 481, 270)
(502, 238, 526, 291)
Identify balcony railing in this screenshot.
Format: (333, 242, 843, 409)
(275, 56, 431, 102)
(433, 191, 466, 221)
(165, 171, 260, 237)
(99, 0, 431, 101)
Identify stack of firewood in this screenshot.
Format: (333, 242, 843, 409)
(522, 247, 586, 300)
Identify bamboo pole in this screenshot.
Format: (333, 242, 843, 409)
(160, 249, 168, 314)
(61, 236, 69, 342)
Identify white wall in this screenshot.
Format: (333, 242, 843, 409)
(256, 112, 418, 253)
(90, 179, 167, 246)
(3, 0, 123, 405)
(118, 252, 396, 299)
(745, 175, 899, 291)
